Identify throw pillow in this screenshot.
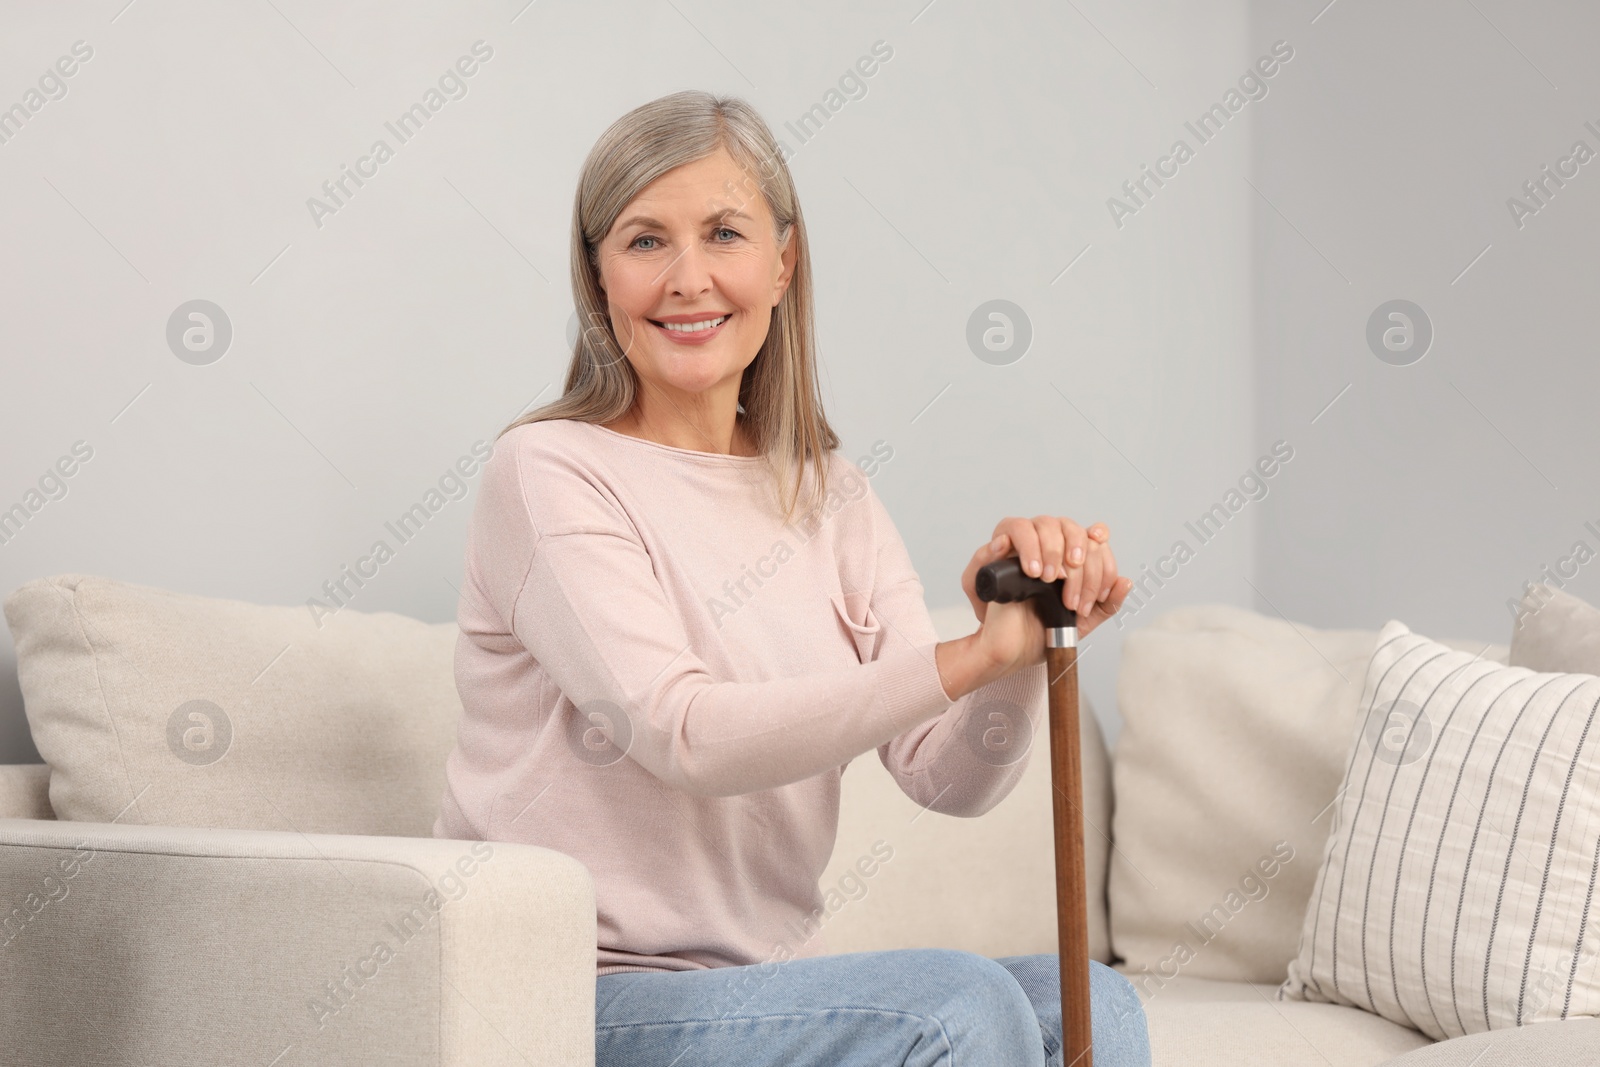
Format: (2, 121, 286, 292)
(1279, 619, 1600, 1040)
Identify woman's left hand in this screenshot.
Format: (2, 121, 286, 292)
(961, 516, 1134, 639)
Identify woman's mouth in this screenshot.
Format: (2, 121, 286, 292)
(648, 313, 730, 343)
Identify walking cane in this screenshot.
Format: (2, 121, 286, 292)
(975, 556, 1091, 1067)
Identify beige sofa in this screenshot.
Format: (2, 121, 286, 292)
(2, 573, 1595, 1065)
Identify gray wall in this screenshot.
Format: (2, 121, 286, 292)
(5, 0, 1321, 766)
(1250, 0, 1600, 642)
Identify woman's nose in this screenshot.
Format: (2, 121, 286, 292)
(657, 240, 714, 297)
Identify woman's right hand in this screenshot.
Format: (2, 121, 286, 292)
(935, 598, 1043, 700)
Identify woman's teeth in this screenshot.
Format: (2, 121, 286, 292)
(656, 315, 728, 333)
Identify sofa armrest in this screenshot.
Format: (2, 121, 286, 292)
(0, 817, 596, 1066)
(0, 763, 52, 820)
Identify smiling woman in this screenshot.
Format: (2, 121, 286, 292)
(432, 89, 1147, 1067)
(516, 91, 826, 512)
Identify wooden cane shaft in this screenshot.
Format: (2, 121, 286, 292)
(1047, 644, 1092, 1067)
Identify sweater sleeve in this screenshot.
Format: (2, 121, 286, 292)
(474, 429, 958, 798)
(859, 480, 1048, 818)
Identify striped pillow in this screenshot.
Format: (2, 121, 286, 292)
(1279, 619, 1600, 1040)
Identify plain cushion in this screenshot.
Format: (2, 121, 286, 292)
(1110, 604, 1506, 984)
(4, 573, 461, 836)
(1374, 1017, 1600, 1065)
(1511, 582, 1600, 674)
(1113, 971, 1433, 1066)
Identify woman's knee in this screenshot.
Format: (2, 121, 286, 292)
(1088, 959, 1144, 1024)
(1088, 959, 1152, 1067)
(900, 949, 1044, 1050)
(905, 948, 1035, 1000)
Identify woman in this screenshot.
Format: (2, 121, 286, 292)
(434, 89, 1150, 1066)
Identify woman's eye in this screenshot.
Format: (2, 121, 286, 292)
(629, 228, 739, 251)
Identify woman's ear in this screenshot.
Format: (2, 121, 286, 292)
(772, 223, 797, 306)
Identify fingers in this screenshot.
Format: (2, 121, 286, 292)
(1054, 517, 1088, 611)
(990, 517, 1117, 617)
(1104, 575, 1133, 614)
(1034, 516, 1066, 583)
(1051, 517, 1087, 613)
(1081, 550, 1132, 617)
(1060, 519, 1089, 573)
(996, 519, 1041, 583)
(1078, 543, 1104, 615)
(1097, 543, 1118, 606)
(1079, 574, 1135, 638)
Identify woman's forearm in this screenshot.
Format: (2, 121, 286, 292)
(934, 633, 1003, 700)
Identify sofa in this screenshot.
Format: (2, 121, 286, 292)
(2, 573, 1596, 1065)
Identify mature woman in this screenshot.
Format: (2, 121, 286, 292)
(433, 89, 1150, 1066)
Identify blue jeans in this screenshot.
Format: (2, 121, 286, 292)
(595, 948, 1152, 1066)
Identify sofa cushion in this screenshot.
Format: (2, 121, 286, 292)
(4, 573, 460, 837)
(823, 600, 1112, 962)
(1374, 1016, 1600, 1066)
(1280, 619, 1600, 1040)
(1113, 970, 1433, 1066)
(1110, 605, 1506, 985)
(1510, 582, 1600, 674)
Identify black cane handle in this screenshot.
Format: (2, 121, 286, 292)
(975, 555, 1078, 630)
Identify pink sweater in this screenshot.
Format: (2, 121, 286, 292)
(432, 418, 1046, 976)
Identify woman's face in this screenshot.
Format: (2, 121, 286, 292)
(595, 146, 795, 407)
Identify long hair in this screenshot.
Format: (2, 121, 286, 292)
(500, 90, 839, 525)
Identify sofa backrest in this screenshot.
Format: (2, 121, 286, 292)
(5, 574, 461, 838)
(0, 763, 51, 820)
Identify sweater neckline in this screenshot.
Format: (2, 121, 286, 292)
(580, 420, 766, 465)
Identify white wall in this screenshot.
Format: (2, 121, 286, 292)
(0, 0, 1256, 762)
